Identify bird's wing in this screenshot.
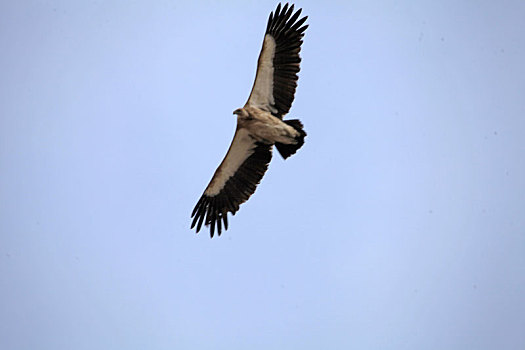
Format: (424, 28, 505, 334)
(245, 3, 308, 119)
(191, 128, 272, 237)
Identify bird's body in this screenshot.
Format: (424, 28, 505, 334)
(236, 106, 301, 145)
(191, 3, 308, 237)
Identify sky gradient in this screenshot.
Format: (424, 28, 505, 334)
(2, 1, 525, 349)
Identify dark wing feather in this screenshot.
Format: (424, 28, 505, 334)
(191, 129, 272, 237)
(245, 3, 308, 118)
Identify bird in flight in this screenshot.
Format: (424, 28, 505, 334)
(191, 3, 308, 237)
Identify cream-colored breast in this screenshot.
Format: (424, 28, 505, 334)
(240, 107, 298, 144)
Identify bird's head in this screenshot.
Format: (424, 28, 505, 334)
(233, 108, 248, 118)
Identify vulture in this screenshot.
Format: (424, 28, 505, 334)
(191, 3, 308, 237)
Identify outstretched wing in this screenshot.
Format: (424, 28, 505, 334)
(191, 128, 272, 237)
(245, 3, 308, 119)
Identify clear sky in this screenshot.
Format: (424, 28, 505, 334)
(1, 1, 525, 349)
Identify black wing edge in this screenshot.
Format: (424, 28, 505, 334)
(265, 3, 308, 118)
(191, 143, 272, 238)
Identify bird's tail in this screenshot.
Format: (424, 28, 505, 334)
(275, 119, 307, 160)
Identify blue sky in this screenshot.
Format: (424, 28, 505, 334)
(1, 1, 525, 349)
